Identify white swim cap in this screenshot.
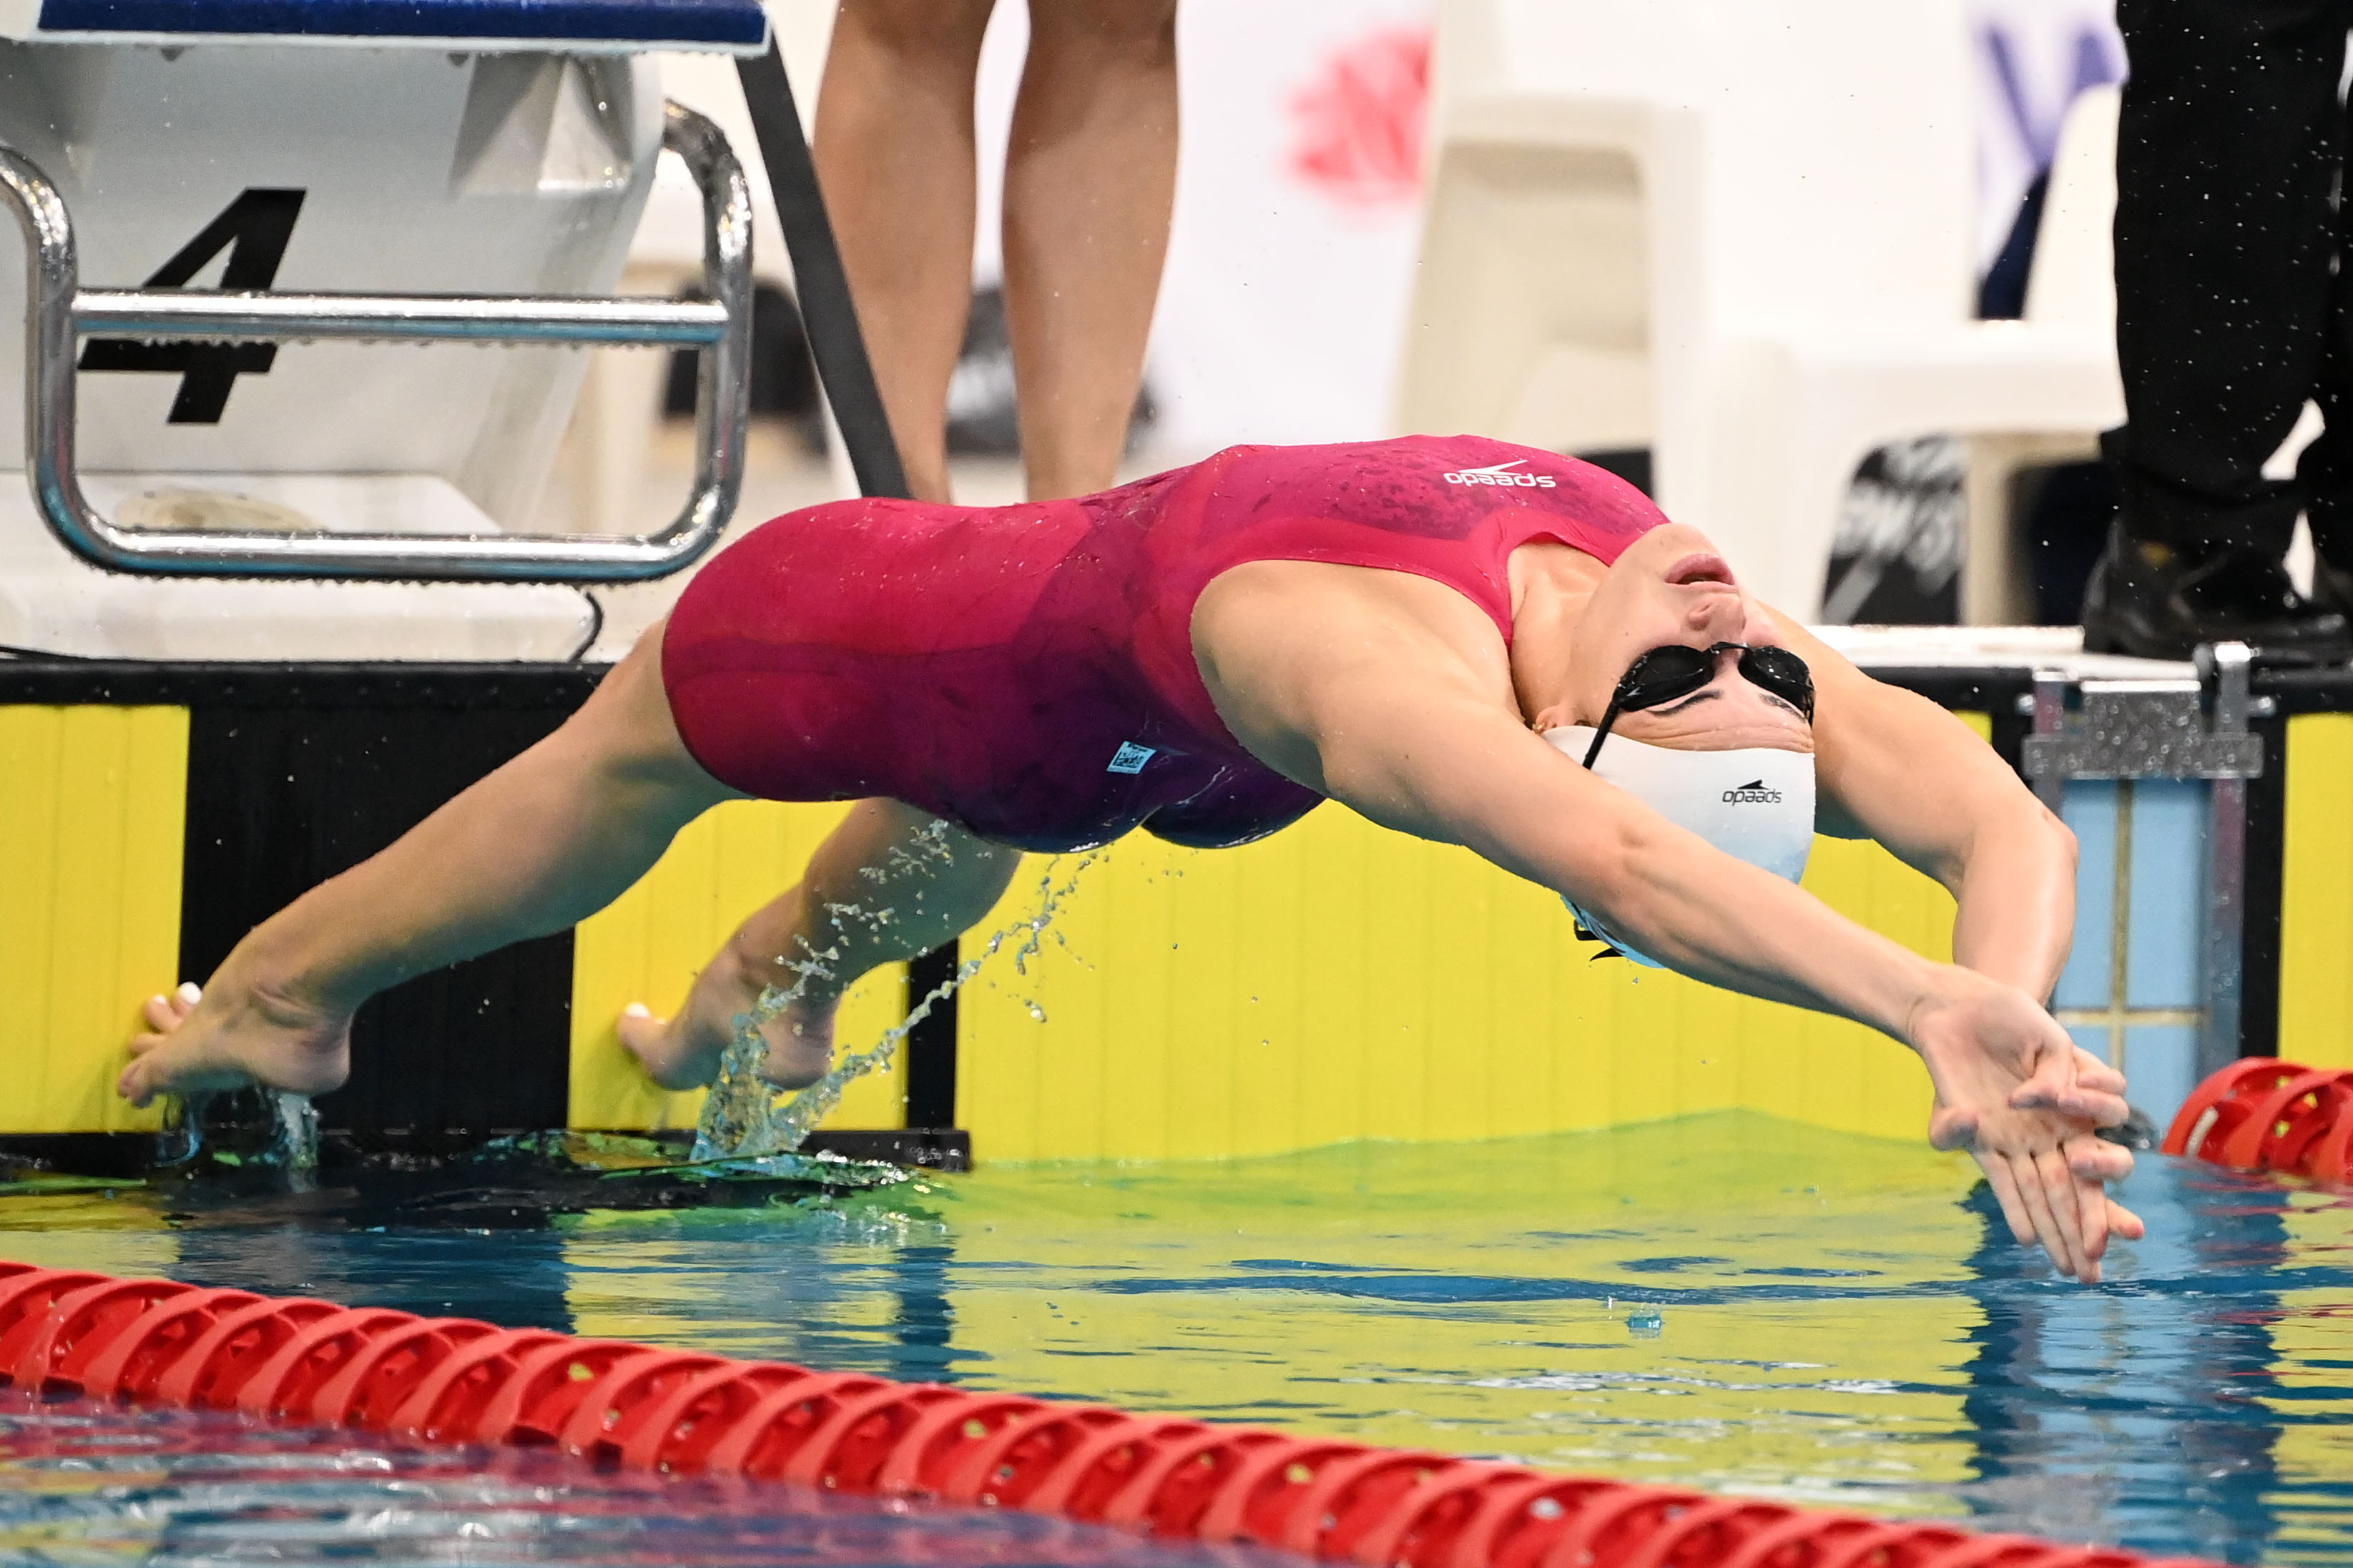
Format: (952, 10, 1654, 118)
(1541, 726, 1816, 967)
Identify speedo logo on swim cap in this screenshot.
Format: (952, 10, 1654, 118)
(1442, 458, 1556, 488)
(1722, 779, 1783, 804)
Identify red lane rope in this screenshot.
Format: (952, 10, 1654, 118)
(0, 1261, 2214, 1568)
(2166, 1059, 2353, 1185)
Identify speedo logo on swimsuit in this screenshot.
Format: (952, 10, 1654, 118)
(1722, 779, 1782, 804)
(1107, 741, 1158, 775)
(1442, 458, 1556, 488)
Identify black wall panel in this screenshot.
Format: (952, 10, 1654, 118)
(169, 668, 600, 1135)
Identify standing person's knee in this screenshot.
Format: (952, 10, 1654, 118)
(833, 0, 996, 66)
(1025, 0, 1178, 66)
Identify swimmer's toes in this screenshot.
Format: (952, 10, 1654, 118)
(117, 1050, 232, 1108)
(617, 1005, 705, 1091)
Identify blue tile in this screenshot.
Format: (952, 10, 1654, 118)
(2054, 781, 2118, 1011)
(2126, 779, 2207, 1010)
(2066, 1022, 2112, 1065)
(2123, 1023, 2200, 1135)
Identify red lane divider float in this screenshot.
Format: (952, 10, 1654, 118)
(2165, 1059, 2353, 1185)
(0, 1260, 2215, 1568)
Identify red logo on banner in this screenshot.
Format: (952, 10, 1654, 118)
(1285, 24, 1433, 209)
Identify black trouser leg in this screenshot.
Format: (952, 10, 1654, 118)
(2301, 89, 2353, 566)
(2106, 0, 2353, 557)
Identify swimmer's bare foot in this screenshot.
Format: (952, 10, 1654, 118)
(119, 970, 355, 1108)
(617, 937, 835, 1092)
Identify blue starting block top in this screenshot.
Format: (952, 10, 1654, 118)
(6, 0, 767, 50)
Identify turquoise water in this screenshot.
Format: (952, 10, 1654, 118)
(3, 1113, 2349, 1565)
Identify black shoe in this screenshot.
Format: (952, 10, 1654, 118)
(2311, 548, 2353, 618)
(2079, 523, 2352, 660)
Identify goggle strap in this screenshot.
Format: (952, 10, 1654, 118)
(1580, 704, 1619, 769)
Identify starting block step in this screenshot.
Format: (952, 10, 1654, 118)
(2, 0, 767, 51)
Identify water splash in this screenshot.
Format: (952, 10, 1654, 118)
(689, 940, 840, 1162)
(272, 1092, 320, 1176)
(692, 850, 1097, 1161)
(156, 1089, 316, 1178)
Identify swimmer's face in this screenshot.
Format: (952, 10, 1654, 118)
(1568, 524, 1813, 754)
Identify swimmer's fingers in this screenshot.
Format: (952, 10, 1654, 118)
(2050, 1084, 2133, 1128)
(2069, 1144, 2127, 1283)
(2070, 1047, 2128, 1098)
(2049, 1142, 2108, 1283)
(2055, 1047, 2133, 1125)
(2003, 1148, 2080, 1281)
(2005, 1037, 2080, 1113)
(1973, 1150, 2038, 1248)
(2068, 1137, 2134, 1185)
(2070, 1135, 2142, 1281)
(2030, 1145, 2091, 1281)
(2011, 1044, 2131, 1128)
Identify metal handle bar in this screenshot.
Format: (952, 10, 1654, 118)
(1, 100, 752, 582)
(72, 292, 730, 346)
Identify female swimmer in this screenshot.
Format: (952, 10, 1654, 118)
(121, 435, 2142, 1283)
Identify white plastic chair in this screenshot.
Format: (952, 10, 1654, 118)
(1400, 0, 2124, 618)
(1959, 82, 2121, 623)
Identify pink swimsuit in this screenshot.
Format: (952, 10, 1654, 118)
(661, 435, 1664, 852)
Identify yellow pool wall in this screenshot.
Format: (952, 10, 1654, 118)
(0, 701, 2120, 1160)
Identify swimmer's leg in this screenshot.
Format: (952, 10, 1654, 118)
(1002, 0, 1179, 499)
(120, 626, 738, 1107)
(813, 0, 996, 503)
(619, 800, 1023, 1091)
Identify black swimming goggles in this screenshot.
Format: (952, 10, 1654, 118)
(1578, 642, 1814, 768)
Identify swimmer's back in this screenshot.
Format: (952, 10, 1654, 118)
(662, 435, 1664, 851)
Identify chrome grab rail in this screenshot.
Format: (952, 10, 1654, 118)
(0, 100, 752, 581)
(72, 292, 732, 345)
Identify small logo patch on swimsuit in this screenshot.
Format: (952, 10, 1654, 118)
(1721, 779, 1782, 804)
(1442, 458, 1556, 488)
(1107, 741, 1158, 774)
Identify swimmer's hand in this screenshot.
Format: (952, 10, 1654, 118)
(1907, 974, 2144, 1285)
(119, 972, 354, 1108)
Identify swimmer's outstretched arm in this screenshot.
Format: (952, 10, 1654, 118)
(1194, 571, 2138, 1285)
(1770, 613, 2081, 1004)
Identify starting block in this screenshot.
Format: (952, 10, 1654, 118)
(0, 0, 765, 657)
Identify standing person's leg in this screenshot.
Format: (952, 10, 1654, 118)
(1001, 0, 1180, 501)
(813, 0, 999, 503)
(619, 800, 1023, 1090)
(2087, 0, 2353, 656)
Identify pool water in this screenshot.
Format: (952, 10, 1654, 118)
(2, 1113, 2349, 1565)
(0, 1396, 1297, 1567)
